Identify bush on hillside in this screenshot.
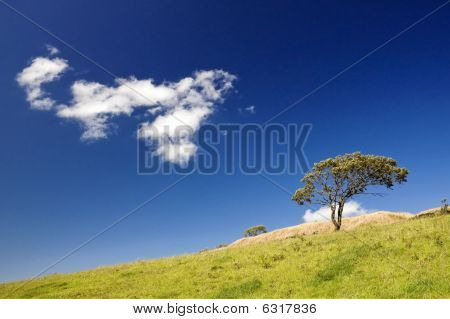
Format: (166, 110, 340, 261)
(441, 199, 448, 215)
(243, 225, 267, 237)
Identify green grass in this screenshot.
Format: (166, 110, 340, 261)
(1, 215, 449, 298)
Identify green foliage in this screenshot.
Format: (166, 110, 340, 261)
(243, 225, 267, 237)
(292, 152, 408, 230)
(0, 215, 448, 298)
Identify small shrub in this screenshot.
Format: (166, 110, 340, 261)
(258, 255, 272, 269)
(243, 225, 267, 237)
(233, 260, 242, 270)
(291, 242, 302, 252)
(271, 253, 285, 262)
(207, 272, 219, 279)
(405, 239, 413, 249)
(401, 237, 413, 249)
(210, 265, 223, 271)
(434, 235, 444, 247)
(287, 234, 304, 240)
(216, 243, 228, 248)
(372, 242, 383, 250)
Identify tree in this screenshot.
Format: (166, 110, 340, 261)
(292, 152, 408, 230)
(441, 199, 448, 215)
(243, 225, 267, 237)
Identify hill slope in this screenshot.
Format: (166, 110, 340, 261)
(0, 214, 449, 298)
(229, 211, 412, 247)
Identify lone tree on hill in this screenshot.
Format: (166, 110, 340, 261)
(292, 152, 408, 230)
(441, 199, 448, 215)
(243, 225, 267, 237)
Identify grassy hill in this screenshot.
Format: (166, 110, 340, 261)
(1, 213, 449, 298)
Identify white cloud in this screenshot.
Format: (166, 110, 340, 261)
(57, 70, 236, 164)
(136, 70, 235, 164)
(245, 105, 256, 113)
(46, 44, 59, 55)
(139, 106, 211, 164)
(238, 105, 256, 114)
(17, 50, 236, 164)
(16, 54, 68, 110)
(303, 200, 370, 223)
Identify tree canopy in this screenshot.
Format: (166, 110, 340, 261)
(292, 152, 408, 230)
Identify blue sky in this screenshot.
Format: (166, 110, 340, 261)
(1, 0, 449, 282)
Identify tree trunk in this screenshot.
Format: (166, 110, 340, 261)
(336, 203, 344, 230)
(330, 206, 340, 230)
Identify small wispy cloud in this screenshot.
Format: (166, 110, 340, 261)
(238, 105, 256, 114)
(245, 105, 256, 114)
(45, 44, 59, 55)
